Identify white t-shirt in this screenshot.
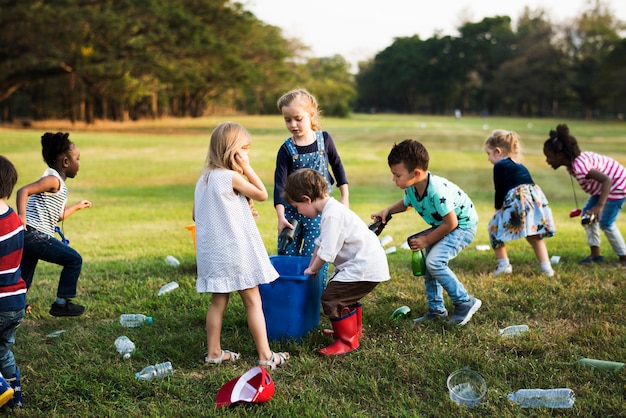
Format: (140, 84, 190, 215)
(315, 198, 390, 283)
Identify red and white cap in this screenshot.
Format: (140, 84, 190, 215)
(215, 366, 275, 409)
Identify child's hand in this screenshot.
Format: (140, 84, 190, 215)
(370, 210, 389, 224)
(77, 200, 92, 209)
(235, 151, 250, 170)
(408, 236, 428, 251)
(277, 217, 292, 234)
(304, 267, 317, 275)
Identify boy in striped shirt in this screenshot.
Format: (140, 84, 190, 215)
(0, 155, 26, 408)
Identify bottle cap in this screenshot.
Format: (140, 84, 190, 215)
(146, 317, 153, 324)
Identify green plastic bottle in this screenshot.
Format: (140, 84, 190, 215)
(411, 250, 426, 276)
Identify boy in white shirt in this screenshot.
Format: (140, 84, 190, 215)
(283, 168, 390, 356)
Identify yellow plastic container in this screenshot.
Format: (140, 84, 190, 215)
(185, 224, 196, 248)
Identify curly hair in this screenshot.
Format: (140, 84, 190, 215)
(41, 132, 73, 167)
(543, 124, 581, 163)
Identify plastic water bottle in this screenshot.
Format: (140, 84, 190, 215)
(411, 250, 426, 276)
(114, 336, 136, 359)
(499, 325, 529, 337)
(164, 255, 180, 267)
(158, 281, 179, 296)
(507, 388, 575, 408)
(135, 361, 173, 381)
(120, 314, 153, 327)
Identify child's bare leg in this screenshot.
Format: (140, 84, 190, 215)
(526, 235, 549, 263)
(493, 244, 512, 275)
(206, 293, 231, 360)
(238, 287, 273, 362)
(527, 235, 554, 275)
(495, 245, 508, 261)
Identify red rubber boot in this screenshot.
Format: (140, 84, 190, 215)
(323, 303, 363, 337)
(318, 308, 360, 356)
(353, 303, 363, 337)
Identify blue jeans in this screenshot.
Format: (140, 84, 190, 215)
(582, 196, 626, 256)
(0, 309, 24, 379)
(21, 226, 82, 298)
(423, 226, 476, 310)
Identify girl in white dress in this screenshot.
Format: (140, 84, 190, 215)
(194, 122, 288, 369)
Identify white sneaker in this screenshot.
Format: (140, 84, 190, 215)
(493, 264, 512, 277)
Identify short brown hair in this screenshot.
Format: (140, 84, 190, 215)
(283, 168, 328, 203)
(388, 139, 429, 171)
(0, 155, 18, 199)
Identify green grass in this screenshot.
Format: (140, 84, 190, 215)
(2, 115, 626, 417)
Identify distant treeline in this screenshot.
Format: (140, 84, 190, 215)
(1, 1, 624, 122)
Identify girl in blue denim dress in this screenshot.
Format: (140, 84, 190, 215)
(485, 130, 555, 277)
(273, 89, 349, 256)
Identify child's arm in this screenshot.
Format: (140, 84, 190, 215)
(62, 200, 92, 220)
(15, 175, 61, 226)
(408, 211, 458, 251)
(232, 153, 268, 202)
(371, 199, 408, 223)
(338, 184, 349, 207)
(304, 246, 325, 275)
(586, 169, 612, 217)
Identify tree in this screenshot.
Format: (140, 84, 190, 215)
(558, 0, 622, 119)
(490, 8, 567, 116)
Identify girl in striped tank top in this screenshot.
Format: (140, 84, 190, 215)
(543, 124, 626, 266)
(16, 132, 92, 317)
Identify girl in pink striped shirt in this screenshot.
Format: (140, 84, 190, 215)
(544, 124, 626, 265)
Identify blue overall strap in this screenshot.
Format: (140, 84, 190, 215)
(285, 137, 298, 159)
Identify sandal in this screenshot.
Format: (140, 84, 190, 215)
(204, 350, 240, 365)
(259, 351, 289, 370)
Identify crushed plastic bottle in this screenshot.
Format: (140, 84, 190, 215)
(46, 330, 67, 338)
(499, 325, 529, 337)
(120, 314, 153, 328)
(114, 336, 136, 359)
(164, 255, 180, 267)
(565, 358, 625, 371)
(135, 361, 173, 381)
(158, 281, 179, 296)
(507, 388, 575, 408)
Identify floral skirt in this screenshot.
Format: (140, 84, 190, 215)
(488, 184, 555, 249)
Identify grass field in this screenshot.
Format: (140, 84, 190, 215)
(1, 115, 626, 417)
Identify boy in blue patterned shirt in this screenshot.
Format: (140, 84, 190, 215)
(372, 139, 481, 326)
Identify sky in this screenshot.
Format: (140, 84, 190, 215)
(244, 0, 626, 72)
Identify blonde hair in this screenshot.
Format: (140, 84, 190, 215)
(203, 122, 258, 216)
(484, 130, 522, 162)
(205, 122, 249, 174)
(277, 89, 321, 131)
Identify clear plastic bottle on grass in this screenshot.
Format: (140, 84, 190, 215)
(499, 325, 529, 337)
(114, 336, 136, 359)
(135, 362, 173, 381)
(507, 388, 575, 408)
(120, 314, 153, 328)
(158, 281, 179, 296)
